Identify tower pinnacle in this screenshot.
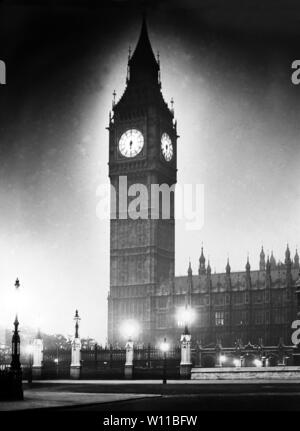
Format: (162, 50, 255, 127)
(127, 16, 160, 87)
(259, 246, 266, 271)
(199, 246, 206, 275)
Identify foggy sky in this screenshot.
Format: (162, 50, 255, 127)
(0, 0, 300, 343)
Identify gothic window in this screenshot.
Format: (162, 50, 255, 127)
(157, 297, 167, 308)
(233, 292, 244, 305)
(253, 291, 264, 304)
(214, 294, 225, 305)
(254, 310, 264, 325)
(199, 312, 209, 327)
(233, 310, 248, 326)
(192, 296, 201, 306)
(174, 295, 185, 307)
(215, 311, 224, 326)
(156, 314, 167, 328)
(273, 291, 283, 305)
(274, 309, 286, 324)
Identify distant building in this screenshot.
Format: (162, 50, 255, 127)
(173, 246, 300, 347)
(0, 327, 6, 346)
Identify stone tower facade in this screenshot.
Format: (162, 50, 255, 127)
(107, 18, 177, 345)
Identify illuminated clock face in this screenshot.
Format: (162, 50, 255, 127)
(119, 129, 144, 158)
(161, 133, 173, 161)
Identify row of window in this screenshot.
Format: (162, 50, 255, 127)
(214, 310, 288, 326)
(113, 299, 148, 314)
(189, 290, 291, 306)
(112, 286, 148, 298)
(154, 309, 289, 330)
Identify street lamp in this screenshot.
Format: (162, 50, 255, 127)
(9, 278, 23, 400)
(176, 305, 195, 335)
(254, 358, 262, 367)
(120, 320, 139, 342)
(120, 320, 139, 380)
(176, 305, 195, 378)
(11, 279, 21, 372)
(219, 354, 227, 366)
(54, 344, 59, 378)
(160, 337, 169, 384)
(70, 310, 82, 380)
(233, 358, 241, 367)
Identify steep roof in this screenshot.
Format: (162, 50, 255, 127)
(128, 16, 160, 86)
(113, 17, 170, 118)
(174, 267, 300, 294)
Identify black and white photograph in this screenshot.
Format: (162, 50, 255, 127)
(1, 0, 300, 423)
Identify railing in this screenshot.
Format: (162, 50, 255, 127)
(192, 340, 295, 368)
(1, 341, 296, 381)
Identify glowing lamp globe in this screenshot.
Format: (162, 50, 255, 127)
(233, 359, 241, 367)
(254, 359, 262, 367)
(220, 354, 227, 363)
(176, 306, 195, 327)
(120, 319, 139, 340)
(160, 339, 170, 353)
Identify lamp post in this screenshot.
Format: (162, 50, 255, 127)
(121, 320, 139, 379)
(219, 354, 227, 367)
(177, 305, 194, 378)
(10, 278, 23, 400)
(11, 316, 21, 371)
(11, 279, 21, 372)
(160, 337, 169, 384)
(70, 310, 82, 379)
(54, 344, 59, 378)
(233, 358, 241, 367)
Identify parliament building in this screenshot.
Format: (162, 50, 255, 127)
(107, 18, 300, 347)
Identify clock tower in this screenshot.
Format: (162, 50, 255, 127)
(107, 17, 177, 345)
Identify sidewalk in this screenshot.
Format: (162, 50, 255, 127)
(0, 390, 160, 411)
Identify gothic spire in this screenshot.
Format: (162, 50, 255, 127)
(127, 16, 160, 87)
(226, 258, 231, 275)
(188, 260, 192, 276)
(270, 251, 276, 270)
(207, 259, 211, 275)
(266, 255, 271, 273)
(285, 243, 291, 265)
(113, 16, 168, 117)
(259, 246, 266, 271)
(295, 249, 300, 269)
(245, 255, 251, 272)
(199, 246, 206, 275)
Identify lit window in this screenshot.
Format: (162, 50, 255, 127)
(215, 311, 224, 326)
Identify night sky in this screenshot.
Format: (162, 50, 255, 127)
(0, 0, 300, 342)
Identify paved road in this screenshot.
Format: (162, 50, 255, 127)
(61, 393, 300, 411)
(19, 381, 300, 411)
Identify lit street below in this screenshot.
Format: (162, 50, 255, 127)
(2, 380, 300, 411)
